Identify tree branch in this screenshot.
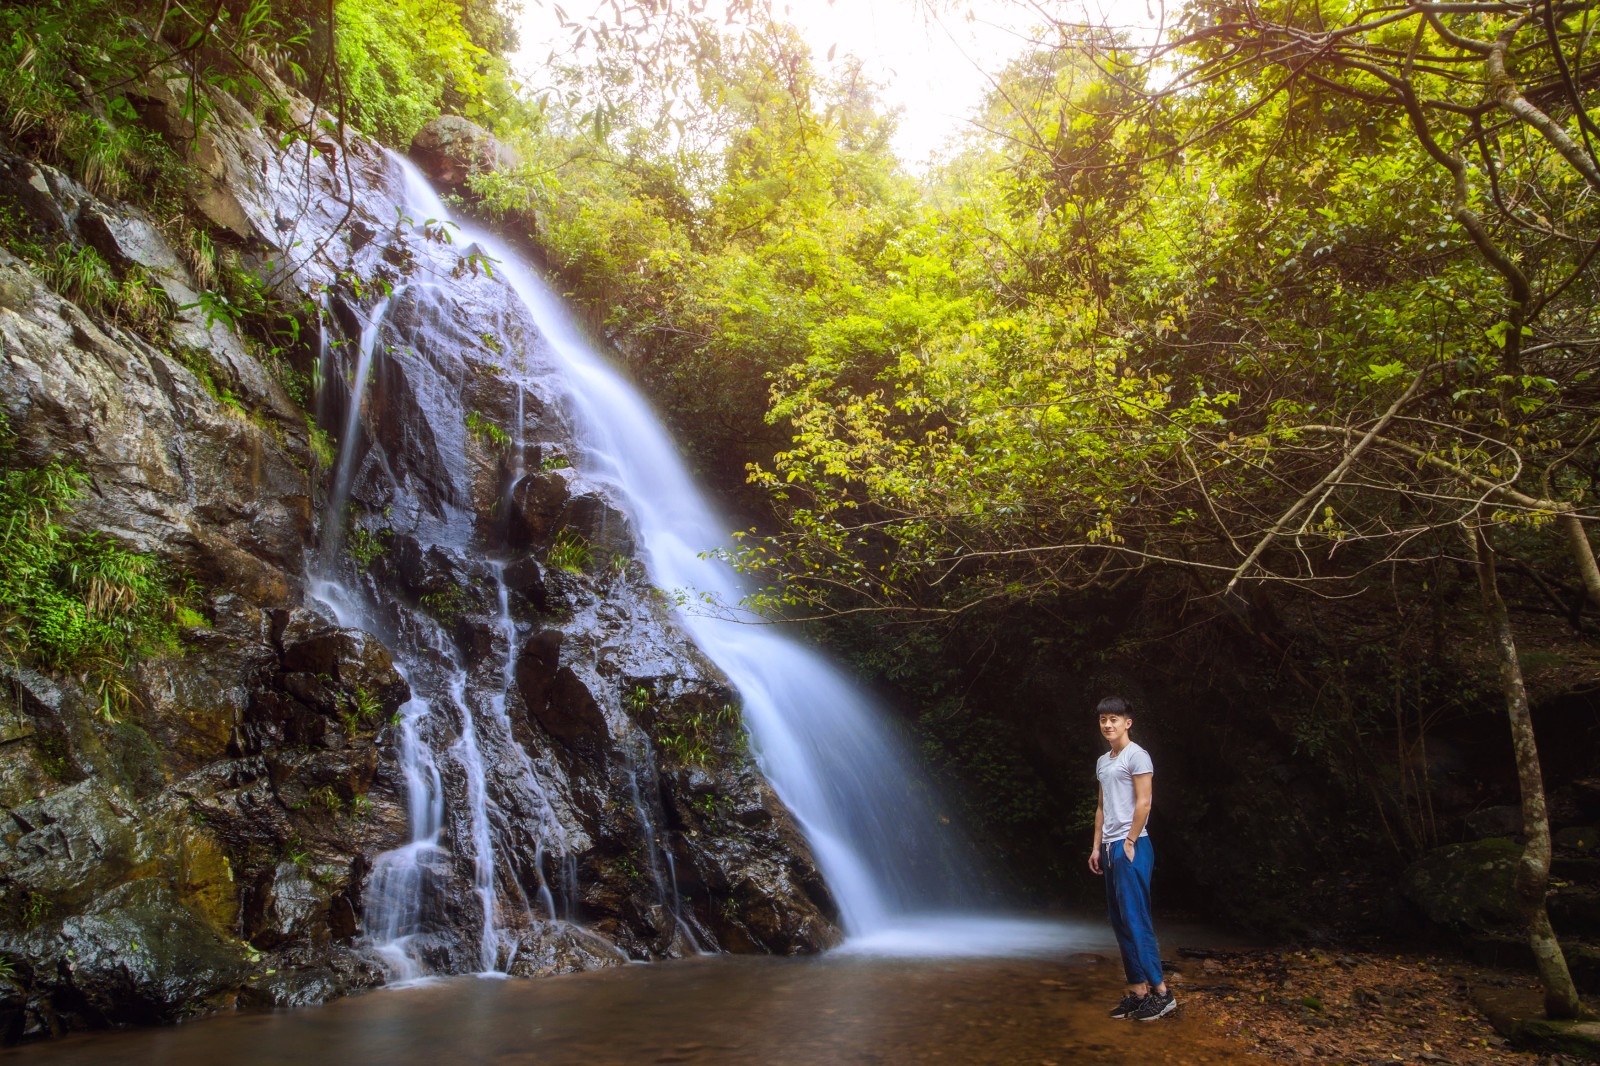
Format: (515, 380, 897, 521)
(1225, 368, 1429, 594)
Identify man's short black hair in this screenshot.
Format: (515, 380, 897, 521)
(1096, 695, 1131, 717)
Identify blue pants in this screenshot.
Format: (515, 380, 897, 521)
(1104, 838, 1163, 987)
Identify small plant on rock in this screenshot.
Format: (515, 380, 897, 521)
(547, 529, 591, 574)
(465, 410, 511, 448)
(40, 245, 169, 333)
(339, 685, 384, 734)
(20, 891, 51, 929)
(655, 700, 741, 768)
(418, 586, 468, 625)
(347, 526, 391, 568)
(309, 785, 344, 812)
(622, 683, 653, 714)
(283, 836, 310, 868)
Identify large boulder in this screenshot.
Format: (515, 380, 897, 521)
(1402, 838, 1522, 932)
(408, 116, 519, 196)
(22, 880, 248, 1027)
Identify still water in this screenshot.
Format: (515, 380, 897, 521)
(11, 951, 1264, 1065)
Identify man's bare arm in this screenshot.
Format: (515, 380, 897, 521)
(1088, 786, 1105, 874)
(1124, 773, 1153, 858)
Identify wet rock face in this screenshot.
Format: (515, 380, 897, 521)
(0, 76, 838, 1044)
(408, 115, 519, 196)
(0, 596, 413, 1039)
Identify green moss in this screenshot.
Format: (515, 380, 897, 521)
(306, 417, 337, 469)
(32, 733, 69, 779)
(174, 349, 244, 414)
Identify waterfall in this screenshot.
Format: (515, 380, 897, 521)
(301, 142, 1077, 973)
(385, 158, 1010, 948)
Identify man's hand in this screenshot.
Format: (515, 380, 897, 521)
(1123, 837, 1136, 863)
(1088, 845, 1103, 875)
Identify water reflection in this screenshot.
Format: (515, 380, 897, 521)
(15, 954, 1266, 1065)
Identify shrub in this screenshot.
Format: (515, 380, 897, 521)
(0, 417, 192, 716)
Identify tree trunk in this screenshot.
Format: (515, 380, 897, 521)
(1556, 512, 1600, 611)
(1471, 525, 1582, 1019)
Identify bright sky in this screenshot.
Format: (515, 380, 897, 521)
(509, 0, 1166, 165)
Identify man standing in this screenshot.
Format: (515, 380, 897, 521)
(1088, 695, 1175, 1021)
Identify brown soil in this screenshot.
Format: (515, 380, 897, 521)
(1171, 947, 1591, 1064)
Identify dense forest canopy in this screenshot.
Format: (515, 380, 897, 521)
(8, 0, 1588, 622)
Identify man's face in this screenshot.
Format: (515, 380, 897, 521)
(1098, 713, 1132, 745)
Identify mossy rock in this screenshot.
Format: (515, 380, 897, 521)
(1512, 1018, 1600, 1058)
(1555, 826, 1598, 852)
(1402, 838, 1522, 932)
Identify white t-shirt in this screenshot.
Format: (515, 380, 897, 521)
(1097, 741, 1153, 844)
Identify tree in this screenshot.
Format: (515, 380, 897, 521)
(734, 2, 1597, 1015)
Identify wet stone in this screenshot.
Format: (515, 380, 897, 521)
(507, 470, 572, 547)
(408, 115, 519, 196)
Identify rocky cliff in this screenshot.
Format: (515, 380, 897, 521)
(0, 67, 836, 1044)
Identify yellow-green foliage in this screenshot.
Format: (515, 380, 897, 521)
(335, 0, 487, 143)
(546, 529, 591, 574)
(0, 417, 194, 716)
(0, 0, 229, 203)
(306, 417, 337, 469)
(465, 410, 511, 447)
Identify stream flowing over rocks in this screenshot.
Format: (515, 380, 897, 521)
(0, 69, 841, 1042)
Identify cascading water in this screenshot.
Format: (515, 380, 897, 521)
(288, 128, 1078, 977)
(379, 156, 1072, 955)
(302, 206, 591, 975)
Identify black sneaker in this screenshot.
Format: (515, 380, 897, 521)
(1108, 993, 1145, 1019)
(1129, 989, 1176, 1021)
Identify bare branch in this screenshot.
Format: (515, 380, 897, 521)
(1225, 368, 1430, 594)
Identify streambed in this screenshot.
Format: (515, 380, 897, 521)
(14, 934, 1266, 1065)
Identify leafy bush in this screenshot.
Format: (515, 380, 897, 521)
(0, 417, 192, 716)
